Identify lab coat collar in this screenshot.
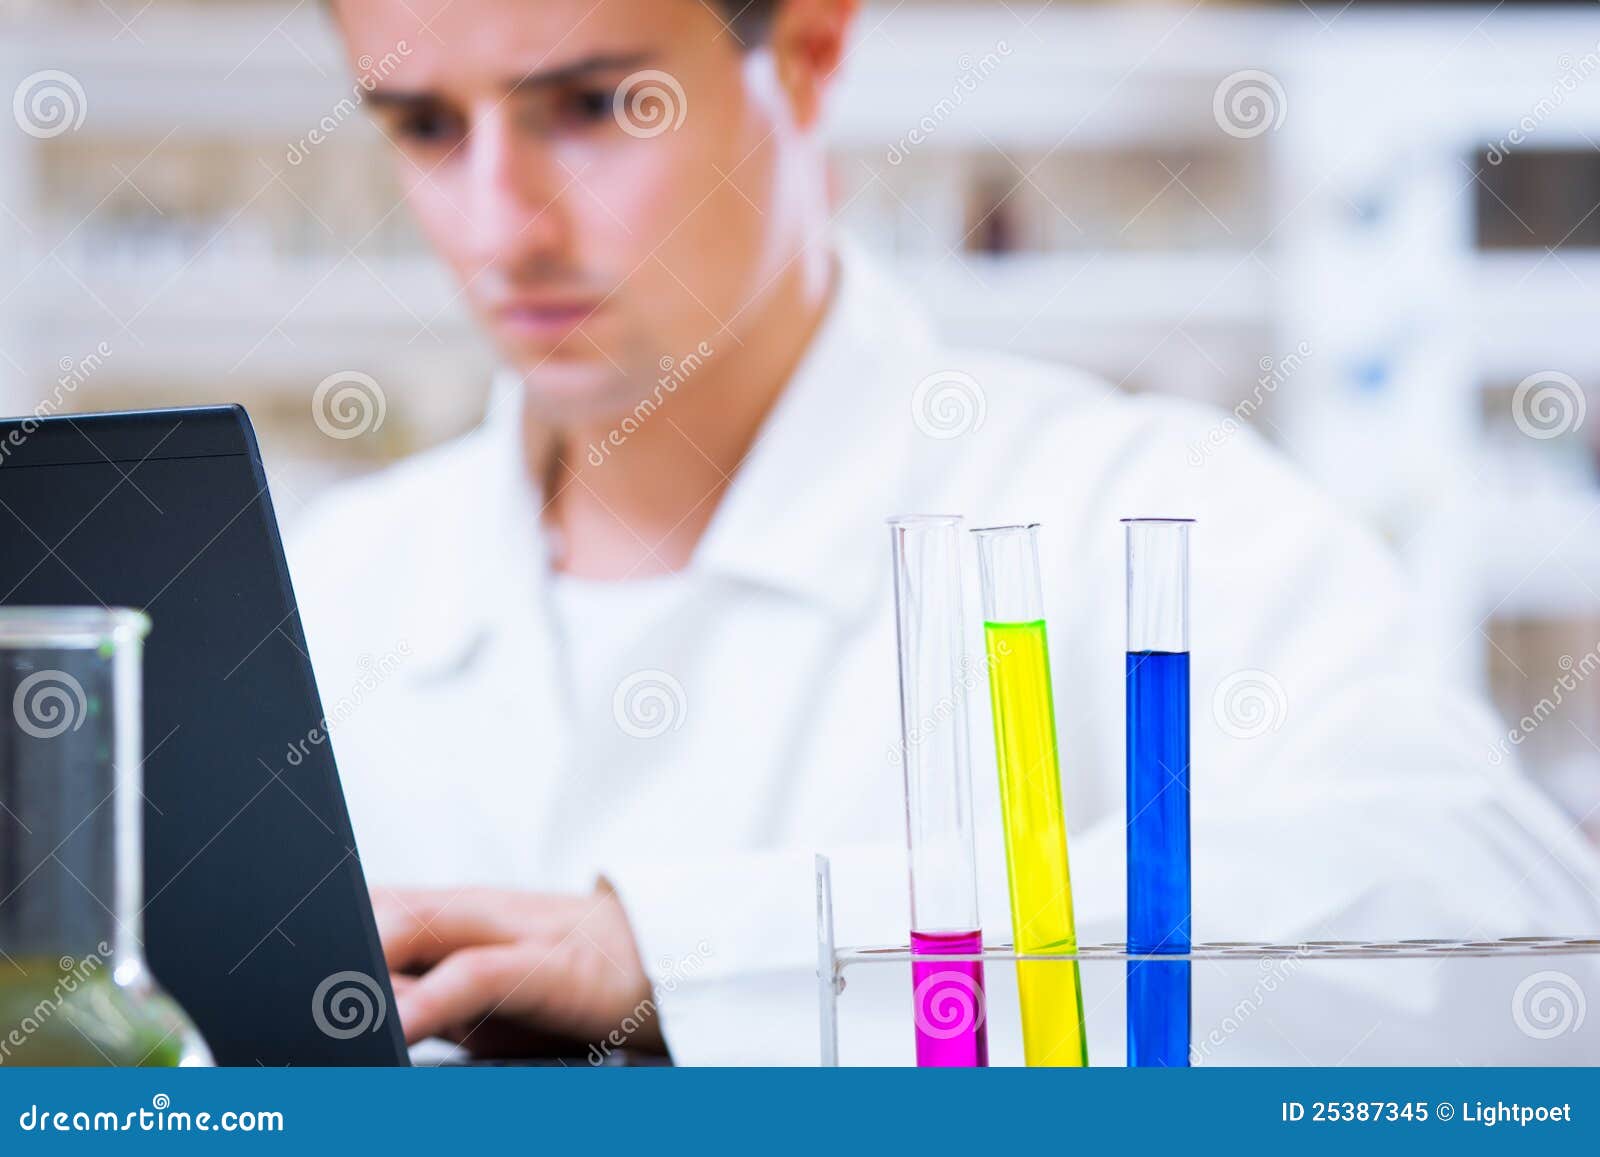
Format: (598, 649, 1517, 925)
(407, 242, 935, 676)
(394, 389, 550, 680)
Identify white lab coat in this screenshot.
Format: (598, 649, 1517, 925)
(289, 246, 1600, 1066)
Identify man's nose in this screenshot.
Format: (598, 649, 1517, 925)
(462, 108, 569, 271)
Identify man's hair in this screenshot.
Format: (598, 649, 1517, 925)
(719, 0, 780, 42)
(324, 1, 780, 41)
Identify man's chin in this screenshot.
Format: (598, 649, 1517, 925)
(513, 361, 640, 428)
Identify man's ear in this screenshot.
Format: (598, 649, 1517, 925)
(768, 0, 860, 130)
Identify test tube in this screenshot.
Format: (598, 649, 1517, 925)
(889, 515, 989, 1068)
(972, 524, 1088, 1067)
(1124, 518, 1194, 1067)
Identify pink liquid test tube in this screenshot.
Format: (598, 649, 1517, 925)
(889, 516, 990, 1067)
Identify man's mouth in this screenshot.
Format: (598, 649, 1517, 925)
(492, 298, 605, 341)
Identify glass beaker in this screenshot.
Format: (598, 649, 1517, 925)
(0, 608, 210, 1066)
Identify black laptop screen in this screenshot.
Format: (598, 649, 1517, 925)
(0, 409, 405, 1066)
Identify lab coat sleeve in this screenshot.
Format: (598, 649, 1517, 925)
(601, 842, 916, 1066)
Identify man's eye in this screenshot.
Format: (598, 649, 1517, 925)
(552, 88, 615, 129)
(390, 108, 465, 147)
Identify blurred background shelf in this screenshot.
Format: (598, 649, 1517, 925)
(3, 0, 1600, 837)
(25, 260, 473, 338)
(897, 251, 1271, 325)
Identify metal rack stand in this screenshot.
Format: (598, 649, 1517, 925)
(815, 854, 1600, 1066)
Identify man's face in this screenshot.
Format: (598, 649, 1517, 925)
(334, 0, 783, 425)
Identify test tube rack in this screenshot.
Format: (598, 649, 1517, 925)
(814, 855, 1600, 1067)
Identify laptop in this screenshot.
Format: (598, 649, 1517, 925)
(0, 405, 408, 1066)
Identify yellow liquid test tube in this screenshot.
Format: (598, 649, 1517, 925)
(974, 526, 1088, 1067)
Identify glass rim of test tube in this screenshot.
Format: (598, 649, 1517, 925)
(971, 523, 1046, 623)
(1124, 519, 1193, 654)
(970, 521, 1042, 536)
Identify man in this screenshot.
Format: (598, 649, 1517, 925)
(294, 0, 1600, 1065)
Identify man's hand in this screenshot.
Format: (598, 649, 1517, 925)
(372, 882, 664, 1057)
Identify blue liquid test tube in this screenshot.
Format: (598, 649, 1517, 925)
(1123, 518, 1193, 1067)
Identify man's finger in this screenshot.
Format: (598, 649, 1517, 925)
(372, 888, 522, 973)
(395, 944, 561, 1045)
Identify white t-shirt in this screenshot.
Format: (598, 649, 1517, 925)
(547, 571, 697, 743)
